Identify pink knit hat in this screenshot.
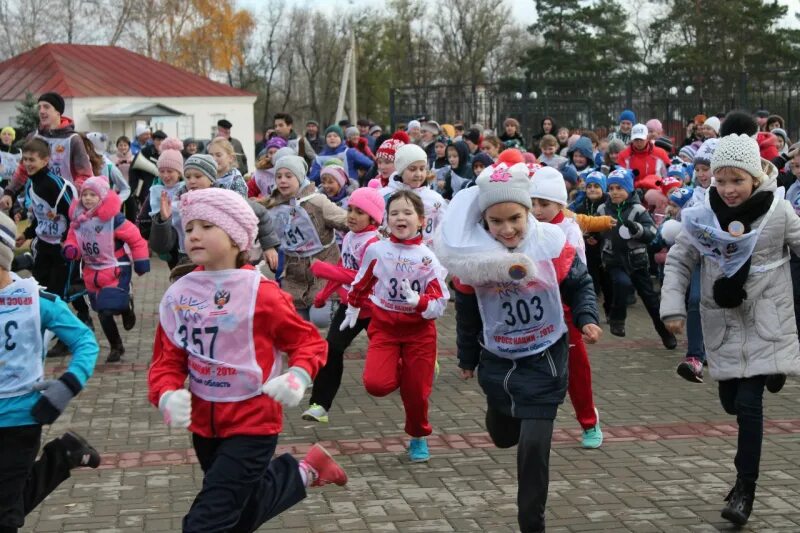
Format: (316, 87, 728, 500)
(348, 181, 385, 223)
(320, 164, 348, 189)
(179, 188, 258, 251)
(81, 175, 110, 200)
(646, 118, 663, 134)
(158, 137, 185, 174)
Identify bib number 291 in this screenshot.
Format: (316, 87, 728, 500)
(502, 297, 544, 326)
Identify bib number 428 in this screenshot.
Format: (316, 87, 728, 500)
(502, 297, 544, 326)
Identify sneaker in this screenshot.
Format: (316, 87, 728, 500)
(301, 404, 329, 423)
(46, 340, 70, 358)
(106, 345, 125, 363)
(59, 431, 101, 469)
(766, 374, 786, 394)
(581, 408, 603, 449)
(300, 444, 347, 487)
(122, 299, 136, 331)
(408, 437, 430, 463)
(660, 331, 678, 350)
(676, 357, 704, 383)
(609, 322, 626, 337)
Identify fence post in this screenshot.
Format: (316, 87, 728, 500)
(389, 88, 396, 131)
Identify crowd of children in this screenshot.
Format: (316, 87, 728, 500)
(4, 93, 800, 531)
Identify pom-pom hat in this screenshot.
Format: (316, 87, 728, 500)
(711, 134, 765, 179)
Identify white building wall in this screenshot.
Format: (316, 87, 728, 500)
(0, 95, 257, 173)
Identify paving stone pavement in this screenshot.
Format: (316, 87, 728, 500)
(20, 261, 800, 532)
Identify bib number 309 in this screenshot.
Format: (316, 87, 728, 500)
(502, 297, 544, 326)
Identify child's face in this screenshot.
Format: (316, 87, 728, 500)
(542, 119, 553, 133)
(184, 169, 213, 191)
(21, 151, 48, 175)
(387, 197, 423, 240)
(446, 147, 459, 168)
(694, 164, 712, 188)
(484, 202, 528, 249)
(679, 153, 692, 163)
(599, 139, 609, 152)
(619, 120, 633, 134)
(185, 142, 197, 155)
(117, 141, 130, 153)
(81, 190, 100, 211)
(326, 133, 341, 148)
(481, 142, 499, 158)
(377, 159, 395, 179)
(608, 183, 629, 204)
(472, 163, 485, 176)
(266, 147, 278, 159)
(347, 205, 373, 233)
(434, 142, 447, 158)
(402, 161, 427, 189)
(532, 198, 561, 223)
(557, 128, 569, 143)
(505, 123, 517, 136)
(275, 169, 300, 197)
(185, 219, 239, 270)
(320, 174, 342, 197)
(768, 120, 781, 131)
(0, 131, 13, 145)
(209, 146, 233, 173)
(776, 137, 785, 151)
(541, 144, 556, 157)
(159, 168, 181, 187)
(791, 154, 800, 175)
(714, 168, 754, 207)
(572, 152, 588, 168)
(586, 183, 603, 200)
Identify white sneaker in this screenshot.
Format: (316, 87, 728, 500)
(301, 404, 329, 423)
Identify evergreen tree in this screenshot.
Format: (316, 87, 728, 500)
(14, 92, 39, 140)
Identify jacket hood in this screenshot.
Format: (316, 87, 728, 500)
(69, 187, 122, 224)
(40, 116, 76, 138)
(567, 137, 594, 164)
(450, 141, 473, 178)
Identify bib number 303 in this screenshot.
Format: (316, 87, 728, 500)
(502, 297, 544, 326)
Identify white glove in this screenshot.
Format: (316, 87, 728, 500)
(262, 367, 311, 408)
(400, 279, 420, 307)
(339, 304, 361, 331)
(159, 389, 192, 428)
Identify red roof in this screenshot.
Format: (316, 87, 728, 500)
(0, 43, 255, 101)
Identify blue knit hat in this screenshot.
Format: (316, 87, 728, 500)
(668, 187, 694, 208)
(561, 164, 579, 186)
(607, 168, 634, 193)
(667, 163, 688, 180)
(619, 109, 636, 123)
(585, 170, 607, 192)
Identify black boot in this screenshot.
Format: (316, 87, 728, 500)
(46, 340, 70, 358)
(609, 321, 626, 337)
(122, 298, 136, 331)
(59, 431, 101, 469)
(106, 344, 125, 363)
(659, 331, 677, 350)
(766, 374, 786, 393)
(721, 478, 756, 525)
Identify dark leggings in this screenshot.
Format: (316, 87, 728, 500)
(31, 245, 90, 320)
(98, 310, 122, 348)
(308, 304, 370, 411)
(719, 376, 766, 483)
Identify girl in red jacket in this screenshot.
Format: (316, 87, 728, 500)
(341, 190, 450, 463)
(302, 182, 385, 423)
(148, 187, 346, 532)
(63, 176, 150, 362)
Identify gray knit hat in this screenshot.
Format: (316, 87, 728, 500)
(476, 162, 532, 211)
(184, 154, 218, 183)
(711, 134, 764, 178)
(274, 155, 309, 187)
(0, 211, 16, 271)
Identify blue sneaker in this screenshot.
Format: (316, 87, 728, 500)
(581, 408, 603, 449)
(408, 437, 430, 462)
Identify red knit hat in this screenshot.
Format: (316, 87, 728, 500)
(376, 138, 405, 162)
(657, 175, 682, 197)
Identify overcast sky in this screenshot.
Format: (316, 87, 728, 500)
(239, 0, 800, 28)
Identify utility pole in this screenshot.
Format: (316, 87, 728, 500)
(349, 31, 358, 123)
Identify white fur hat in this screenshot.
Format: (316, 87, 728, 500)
(711, 134, 763, 178)
(394, 144, 428, 176)
(529, 166, 568, 206)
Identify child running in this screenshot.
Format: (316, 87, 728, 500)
(148, 187, 346, 532)
(530, 166, 603, 448)
(63, 176, 150, 362)
(661, 134, 800, 525)
(342, 190, 450, 462)
(206, 138, 247, 198)
(0, 210, 101, 532)
(436, 161, 600, 533)
(302, 183, 385, 423)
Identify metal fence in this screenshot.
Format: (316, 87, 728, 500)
(389, 69, 800, 147)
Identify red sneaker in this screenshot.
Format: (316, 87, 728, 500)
(301, 444, 347, 487)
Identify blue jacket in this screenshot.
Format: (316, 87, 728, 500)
(0, 289, 98, 427)
(309, 143, 373, 184)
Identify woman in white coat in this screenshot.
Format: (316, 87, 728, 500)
(661, 134, 800, 526)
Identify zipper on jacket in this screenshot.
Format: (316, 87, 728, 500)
(544, 350, 557, 377)
(503, 361, 517, 417)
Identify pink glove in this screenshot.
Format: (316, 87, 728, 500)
(62, 245, 79, 261)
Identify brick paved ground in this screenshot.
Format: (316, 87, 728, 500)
(20, 261, 800, 532)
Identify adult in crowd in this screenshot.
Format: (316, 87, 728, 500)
(608, 110, 635, 145)
(499, 117, 525, 148)
(754, 110, 769, 132)
(130, 125, 151, 156)
(529, 116, 557, 156)
(617, 123, 670, 187)
(216, 119, 248, 173)
(0, 126, 20, 187)
(273, 113, 317, 165)
(305, 120, 323, 154)
(1, 92, 92, 210)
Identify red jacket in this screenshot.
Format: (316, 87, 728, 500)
(148, 265, 328, 438)
(617, 143, 670, 188)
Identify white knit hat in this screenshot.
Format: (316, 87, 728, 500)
(704, 116, 721, 135)
(694, 138, 719, 166)
(711, 134, 763, 178)
(529, 167, 568, 205)
(476, 162, 532, 211)
(394, 144, 428, 176)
